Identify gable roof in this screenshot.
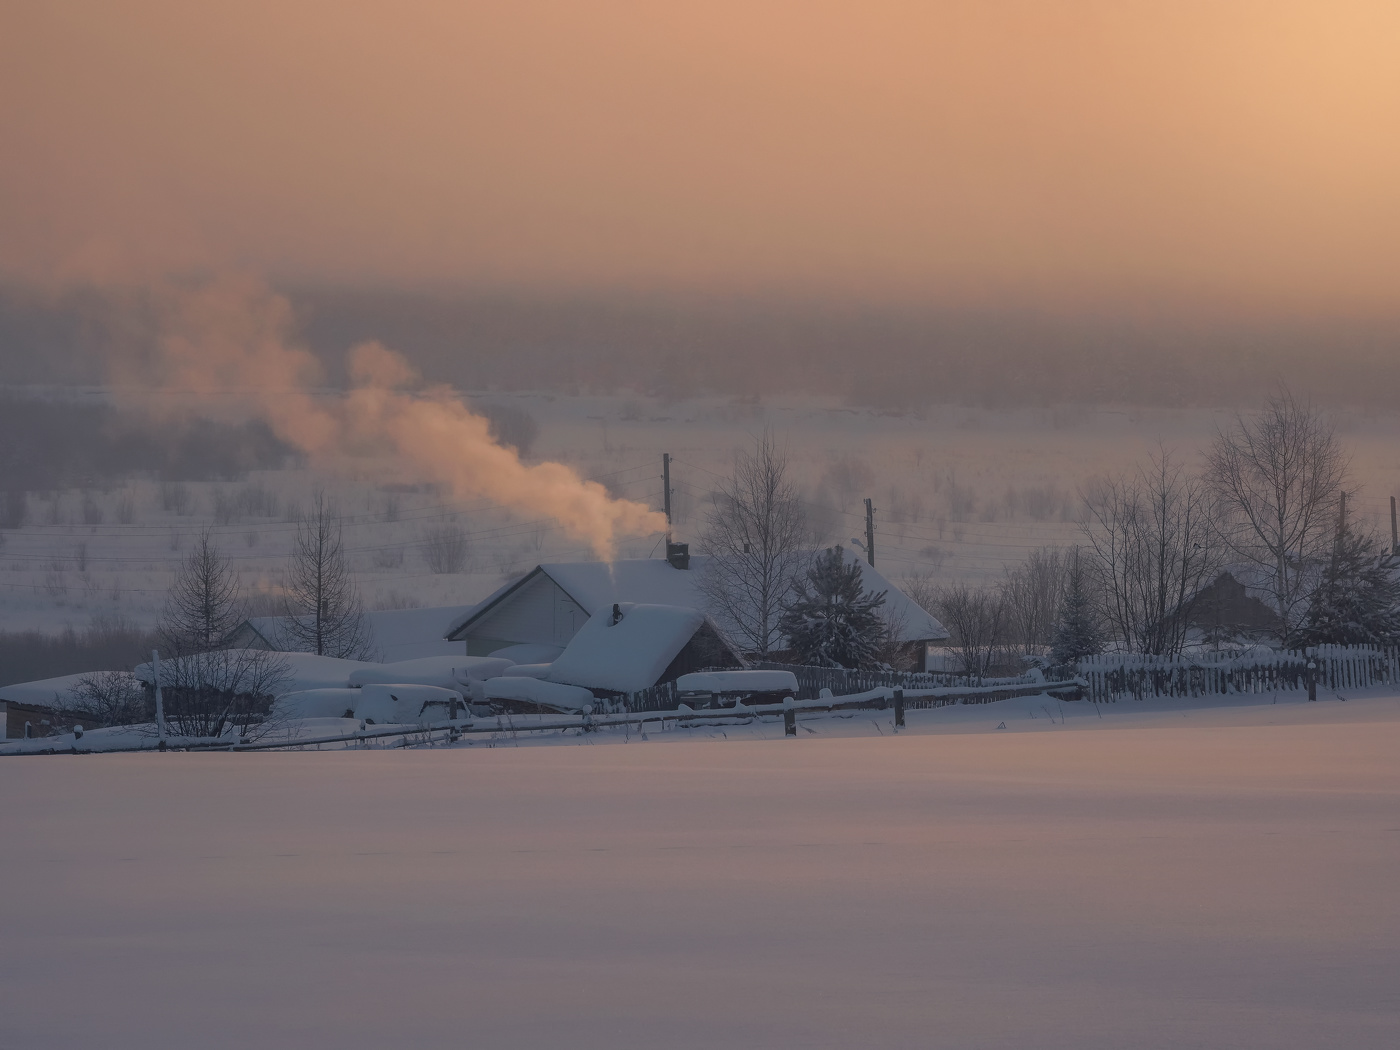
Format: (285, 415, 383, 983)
(545, 603, 707, 693)
(447, 551, 948, 644)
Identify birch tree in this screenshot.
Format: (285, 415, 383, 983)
(1081, 449, 1221, 656)
(696, 430, 807, 655)
(1206, 388, 1348, 641)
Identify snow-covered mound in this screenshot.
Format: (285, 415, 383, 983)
(481, 676, 595, 713)
(351, 683, 463, 725)
(270, 688, 362, 720)
(134, 651, 378, 694)
(498, 663, 553, 679)
(488, 643, 563, 664)
(0, 671, 136, 707)
(348, 655, 514, 691)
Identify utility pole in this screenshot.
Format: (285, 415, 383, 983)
(662, 453, 673, 548)
(863, 497, 875, 567)
(152, 649, 167, 749)
(1391, 495, 1397, 555)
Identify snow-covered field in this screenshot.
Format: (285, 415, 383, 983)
(5, 392, 1400, 636)
(3, 690, 1397, 1048)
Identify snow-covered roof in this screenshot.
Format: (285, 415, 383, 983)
(545, 603, 704, 694)
(489, 643, 564, 664)
(134, 651, 376, 695)
(235, 605, 475, 662)
(0, 672, 126, 707)
(448, 552, 947, 645)
(481, 676, 596, 712)
(676, 670, 799, 695)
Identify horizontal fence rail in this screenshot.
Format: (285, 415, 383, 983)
(1076, 645, 1400, 703)
(747, 662, 1035, 701)
(4, 680, 1083, 756)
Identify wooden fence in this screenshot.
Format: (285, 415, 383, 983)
(747, 662, 1035, 701)
(1077, 645, 1400, 703)
(614, 663, 1038, 712)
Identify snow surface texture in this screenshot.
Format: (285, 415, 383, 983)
(2, 692, 1398, 1049)
(546, 602, 703, 693)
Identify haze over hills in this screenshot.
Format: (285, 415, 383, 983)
(4, 284, 1399, 409)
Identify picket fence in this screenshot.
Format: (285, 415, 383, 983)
(1077, 645, 1400, 703)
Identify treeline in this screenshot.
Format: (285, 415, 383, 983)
(0, 395, 291, 527)
(916, 390, 1400, 675)
(0, 617, 161, 687)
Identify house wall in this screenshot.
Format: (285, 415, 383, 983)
(2, 701, 56, 739)
(463, 573, 590, 656)
(658, 623, 743, 683)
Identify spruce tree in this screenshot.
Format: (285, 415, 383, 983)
(160, 529, 244, 654)
(282, 492, 374, 658)
(778, 546, 886, 668)
(1297, 528, 1400, 647)
(1050, 549, 1103, 667)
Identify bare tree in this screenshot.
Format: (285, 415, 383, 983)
(159, 529, 244, 653)
(934, 583, 1009, 679)
(62, 670, 149, 729)
(1206, 388, 1349, 640)
(696, 430, 807, 655)
(153, 647, 291, 739)
(421, 523, 470, 574)
(150, 529, 291, 738)
(1081, 448, 1221, 656)
(1000, 547, 1068, 657)
(281, 492, 374, 658)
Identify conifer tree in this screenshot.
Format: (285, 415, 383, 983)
(779, 546, 886, 668)
(1297, 528, 1400, 647)
(160, 529, 244, 654)
(1050, 548, 1104, 667)
(282, 493, 374, 658)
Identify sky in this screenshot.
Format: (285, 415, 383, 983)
(4, 1, 1400, 315)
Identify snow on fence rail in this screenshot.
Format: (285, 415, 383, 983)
(1076, 645, 1400, 703)
(4, 679, 1085, 756)
(612, 664, 1035, 713)
(747, 662, 1035, 701)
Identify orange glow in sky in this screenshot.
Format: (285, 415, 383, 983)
(3, 1, 1399, 311)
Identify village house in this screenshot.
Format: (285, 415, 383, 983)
(446, 544, 949, 670)
(1174, 570, 1284, 647)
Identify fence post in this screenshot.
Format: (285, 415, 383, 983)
(893, 688, 905, 728)
(1306, 656, 1317, 702)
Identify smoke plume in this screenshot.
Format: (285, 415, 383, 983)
(121, 274, 665, 559)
